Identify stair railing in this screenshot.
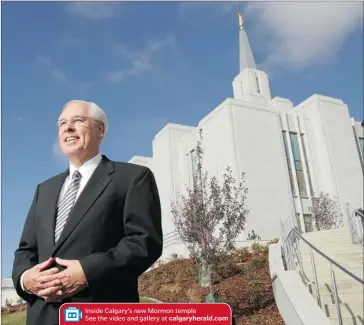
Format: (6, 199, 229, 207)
(347, 204, 364, 245)
(280, 214, 364, 325)
(163, 230, 182, 248)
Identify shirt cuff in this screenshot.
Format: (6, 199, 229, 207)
(20, 270, 32, 294)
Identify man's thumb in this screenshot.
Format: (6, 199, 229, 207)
(55, 257, 70, 266)
(37, 257, 53, 270)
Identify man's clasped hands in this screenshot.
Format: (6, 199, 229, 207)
(23, 257, 87, 302)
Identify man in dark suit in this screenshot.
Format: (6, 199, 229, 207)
(12, 100, 163, 325)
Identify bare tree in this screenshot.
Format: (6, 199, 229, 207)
(309, 191, 344, 230)
(171, 130, 249, 280)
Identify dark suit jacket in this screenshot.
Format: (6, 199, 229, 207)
(12, 155, 163, 325)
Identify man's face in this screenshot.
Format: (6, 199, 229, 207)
(58, 102, 102, 159)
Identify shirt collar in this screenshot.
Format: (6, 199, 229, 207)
(69, 153, 102, 178)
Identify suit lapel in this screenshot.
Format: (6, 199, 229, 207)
(52, 156, 114, 254)
(43, 171, 69, 250)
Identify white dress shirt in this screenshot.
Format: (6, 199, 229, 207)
(57, 153, 102, 205)
(20, 153, 103, 292)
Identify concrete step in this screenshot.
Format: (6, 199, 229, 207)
(295, 227, 364, 325)
(299, 260, 364, 270)
(300, 262, 363, 274)
(303, 236, 354, 242)
(308, 280, 364, 294)
(300, 252, 364, 259)
(316, 269, 363, 280)
(308, 255, 364, 263)
(300, 232, 354, 240)
(302, 236, 354, 243)
(303, 236, 352, 243)
(300, 245, 360, 252)
(328, 315, 364, 325)
(309, 288, 364, 314)
(303, 272, 363, 285)
(312, 291, 364, 306)
(301, 268, 364, 280)
(299, 240, 363, 247)
(301, 271, 363, 284)
(302, 226, 351, 236)
(302, 233, 352, 239)
(299, 250, 364, 256)
(303, 232, 352, 237)
(297, 245, 364, 258)
(323, 303, 364, 318)
(299, 260, 363, 271)
(299, 257, 364, 266)
(308, 285, 364, 302)
(299, 244, 363, 252)
(302, 241, 361, 247)
(302, 230, 351, 236)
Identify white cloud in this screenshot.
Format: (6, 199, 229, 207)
(63, 37, 86, 48)
(37, 55, 68, 84)
(52, 139, 62, 157)
(36, 56, 91, 88)
(8, 114, 23, 123)
(79, 81, 94, 90)
(52, 68, 67, 84)
(245, 2, 363, 72)
(52, 139, 68, 167)
(179, 1, 363, 73)
(37, 55, 51, 65)
(105, 116, 170, 160)
(179, 2, 236, 18)
(67, 2, 120, 19)
(110, 35, 175, 83)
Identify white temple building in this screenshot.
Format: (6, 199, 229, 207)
(129, 12, 364, 259)
(1, 277, 23, 306)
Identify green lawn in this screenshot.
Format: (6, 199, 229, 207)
(2, 298, 158, 325)
(2, 311, 26, 325)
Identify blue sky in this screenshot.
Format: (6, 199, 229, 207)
(2, 2, 363, 276)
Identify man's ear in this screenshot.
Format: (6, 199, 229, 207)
(97, 123, 105, 139)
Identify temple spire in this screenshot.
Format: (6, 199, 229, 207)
(237, 7, 256, 72)
(237, 7, 244, 30)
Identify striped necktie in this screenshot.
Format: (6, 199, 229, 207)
(54, 170, 82, 242)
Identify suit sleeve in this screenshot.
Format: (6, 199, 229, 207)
(12, 186, 40, 302)
(79, 167, 163, 291)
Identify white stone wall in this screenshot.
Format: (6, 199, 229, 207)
(1, 278, 23, 306)
(150, 124, 196, 256)
(129, 73, 363, 261)
(2, 289, 22, 306)
(128, 156, 154, 172)
(296, 95, 363, 222)
(230, 99, 294, 239)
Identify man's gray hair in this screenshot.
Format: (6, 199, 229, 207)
(62, 100, 108, 137)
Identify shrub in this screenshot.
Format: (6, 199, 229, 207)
(250, 257, 265, 269)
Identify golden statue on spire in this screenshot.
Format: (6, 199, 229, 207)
(237, 7, 243, 30)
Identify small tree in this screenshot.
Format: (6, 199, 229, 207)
(171, 129, 249, 292)
(309, 191, 344, 230)
(5, 298, 12, 307)
(247, 230, 261, 241)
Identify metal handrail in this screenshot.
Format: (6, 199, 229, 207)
(347, 205, 364, 245)
(287, 227, 364, 285)
(282, 220, 363, 325)
(163, 230, 178, 237)
(163, 231, 182, 249)
(163, 231, 179, 241)
(356, 209, 364, 218)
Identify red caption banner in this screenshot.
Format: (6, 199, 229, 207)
(59, 303, 231, 324)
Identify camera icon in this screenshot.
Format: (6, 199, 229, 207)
(64, 307, 83, 322)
